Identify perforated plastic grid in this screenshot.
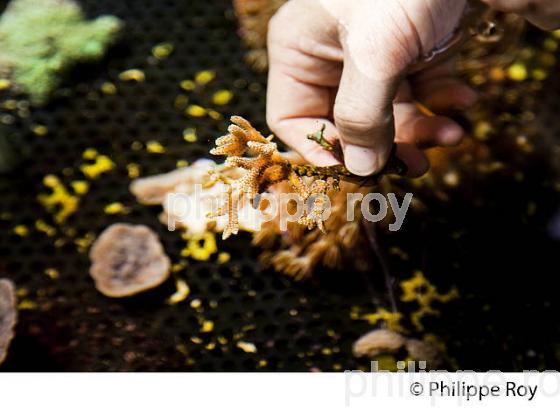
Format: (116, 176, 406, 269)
(0, 0, 559, 371)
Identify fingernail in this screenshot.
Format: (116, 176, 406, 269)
(438, 123, 463, 146)
(343, 144, 378, 176)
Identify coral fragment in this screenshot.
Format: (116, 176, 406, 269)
(89, 224, 171, 297)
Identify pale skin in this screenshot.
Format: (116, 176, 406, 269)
(266, 0, 560, 177)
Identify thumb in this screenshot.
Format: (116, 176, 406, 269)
(334, 55, 402, 176)
(331, 0, 467, 176)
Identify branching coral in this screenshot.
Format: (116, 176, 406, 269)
(130, 158, 264, 236)
(207, 116, 406, 278)
(209, 116, 341, 239)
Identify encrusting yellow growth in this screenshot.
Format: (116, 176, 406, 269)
(236, 341, 257, 353)
(212, 89, 234, 105)
(180, 231, 218, 261)
(152, 42, 174, 59)
(183, 128, 197, 142)
(167, 278, 190, 305)
(351, 307, 405, 333)
(74, 231, 96, 253)
(70, 180, 89, 195)
(400, 271, 459, 331)
(13, 225, 29, 236)
(194, 70, 215, 85)
(209, 116, 337, 239)
(104, 202, 129, 215)
(200, 320, 214, 333)
(44, 268, 59, 279)
(146, 140, 166, 154)
(79, 149, 115, 179)
(38, 175, 79, 224)
(185, 104, 207, 117)
(118, 69, 145, 82)
(35, 219, 56, 236)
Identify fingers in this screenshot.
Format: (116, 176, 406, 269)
(395, 143, 430, 178)
(414, 79, 478, 112)
(267, 0, 344, 166)
(411, 61, 478, 113)
(395, 103, 464, 148)
(393, 102, 465, 177)
(266, 44, 341, 166)
(269, 118, 341, 166)
(333, 12, 407, 177)
(331, 0, 468, 177)
(266, 0, 473, 179)
(482, 0, 560, 30)
(329, 2, 417, 177)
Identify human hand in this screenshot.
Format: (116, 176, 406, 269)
(266, 0, 478, 177)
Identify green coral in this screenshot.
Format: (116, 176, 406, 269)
(0, 0, 122, 104)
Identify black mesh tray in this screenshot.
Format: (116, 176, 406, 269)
(0, 0, 559, 371)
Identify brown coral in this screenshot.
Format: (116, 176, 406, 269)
(89, 223, 171, 297)
(255, 180, 374, 280)
(0, 278, 17, 365)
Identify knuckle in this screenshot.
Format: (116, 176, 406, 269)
(334, 108, 378, 137)
(334, 104, 392, 139)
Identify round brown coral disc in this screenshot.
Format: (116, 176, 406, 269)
(0, 279, 17, 365)
(352, 329, 406, 358)
(89, 224, 171, 298)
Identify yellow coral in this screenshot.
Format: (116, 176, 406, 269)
(352, 307, 405, 333)
(194, 70, 215, 85)
(38, 175, 79, 224)
(181, 231, 218, 261)
(119, 69, 145, 82)
(79, 150, 115, 179)
(70, 180, 89, 195)
(212, 90, 233, 105)
(44, 268, 59, 279)
(35, 219, 56, 236)
(104, 202, 129, 215)
(146, 141, 166, 154)
(167, 278, 190, 305)
(200, 320, 214, 333)
(185, 105, 207, 117)
(13, 225, 29, 236)
(236, 341, 257, 353)
(400, 271, 459, 331)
